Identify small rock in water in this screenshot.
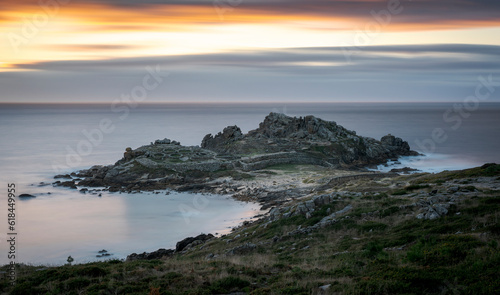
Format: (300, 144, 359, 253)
(19, 194, 36, 198)
(96, 253, 111, 258)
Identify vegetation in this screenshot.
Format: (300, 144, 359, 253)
(1, 166, 499, 294)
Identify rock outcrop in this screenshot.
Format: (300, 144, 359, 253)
(202, 112, 418, 167)
(201, 126, 243, 152)
(71, 113, 418, 193)
(127, 233, 214, 261)
(176, 234, 214, 252)
(126, 248, 174, 261)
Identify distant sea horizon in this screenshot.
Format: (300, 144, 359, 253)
(1, 101, 499, 265)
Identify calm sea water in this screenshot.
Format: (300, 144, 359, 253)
(0, 102, 499, 265)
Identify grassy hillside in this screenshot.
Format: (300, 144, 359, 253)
(2, 165, 499, 295)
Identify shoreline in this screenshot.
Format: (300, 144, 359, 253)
(2, 163, 499, 294)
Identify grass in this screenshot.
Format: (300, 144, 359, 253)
(2, 165, 499, 294)
(412, 163, 500, 184)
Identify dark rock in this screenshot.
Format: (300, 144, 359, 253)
(54, 174, 72, 179)
(201, 125, 243, 151)
(202, 113, 418, 166)
(176, 233, 214, 252)
(19, 194, 36, 198)
(57, 180, 77, 189)
(78, 178, 105, 187)
(126, 248, 174, 261)
(176, 183, 212, 192)
(109, 186, 121, 192)
(381, 134, 415, 156)
(96, 253, 111, 258)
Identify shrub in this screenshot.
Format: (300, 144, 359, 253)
(364, 241, 384, 258)
(380, 206, 399, 217)
(407, 235, 483, 266)
(76, 265, 108, 277)
(66, 277, 91, 290)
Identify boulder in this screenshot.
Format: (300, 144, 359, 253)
(176, 233, 214, 252)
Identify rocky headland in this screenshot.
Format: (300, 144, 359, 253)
(5, 113, 500, 294)
(60, 113, 419, 202)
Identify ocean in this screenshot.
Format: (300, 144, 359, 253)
(0, 102, 499, 265)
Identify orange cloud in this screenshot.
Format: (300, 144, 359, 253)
(1, 0, 500, 71)
(2, 0, 500, 32)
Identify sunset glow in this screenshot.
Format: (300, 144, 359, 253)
(1, 0, 499, 102)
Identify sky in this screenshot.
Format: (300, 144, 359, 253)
(1, 0, 500, 103)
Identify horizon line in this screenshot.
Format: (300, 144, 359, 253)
(2, 101, 499, 105)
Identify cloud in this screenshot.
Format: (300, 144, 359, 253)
(42, 44, 142, 52)
(11, 44, 500, 72)
(2, 0, 500, 30)
(2, 44, 499, 103)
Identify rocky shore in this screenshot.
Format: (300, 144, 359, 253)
(6, 110, 500, 295)
(8, 163, 499, 294)
(49, 112, 428, 266)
